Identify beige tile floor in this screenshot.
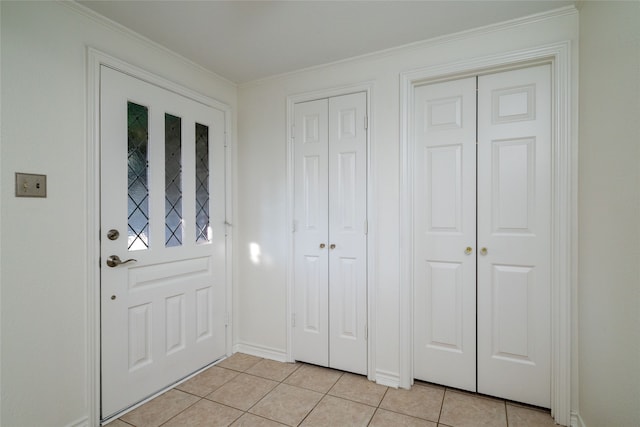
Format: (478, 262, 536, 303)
(110, 353, 557, 427)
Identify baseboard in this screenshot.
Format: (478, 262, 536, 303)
(375, 369, 400, 388)
(66, 416, 89, 427)
(232, 342, 288, 362)
(571, 411, 586, 427)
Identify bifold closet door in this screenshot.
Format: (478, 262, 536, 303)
(293, 93, 368, 375)
(477, 64, 551, 407)
(413, 77, 478, 392)
(413, 64, 551, 407)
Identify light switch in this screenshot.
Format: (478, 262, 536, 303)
(15, 172, 47, 198)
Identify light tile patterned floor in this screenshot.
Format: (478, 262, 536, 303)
(111, 353, 557, 427)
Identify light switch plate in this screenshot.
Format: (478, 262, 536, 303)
(15, 172, 47, 198)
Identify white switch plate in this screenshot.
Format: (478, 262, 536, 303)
(15, 172, 47, 198)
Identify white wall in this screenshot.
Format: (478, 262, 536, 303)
(0, 2, 236, 426)
(578, 2, 640, 426)
(236, 9, 578, 387)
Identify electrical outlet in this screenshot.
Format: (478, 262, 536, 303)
(15, 172, 47, 198)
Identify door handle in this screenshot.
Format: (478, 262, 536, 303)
(330, 244, 336, 250)
(464, 246, 473, 255)
(106, 255, 137, 268)
(480, 247, 488, 256)
(320, 243, 326, 249)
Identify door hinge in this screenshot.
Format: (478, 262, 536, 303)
(291, 125, 295, 139)
(224, 131, 228, 148)
(225, 312, 230, 326)
(365, 324, 368, 340)
(364, 220, 368, 235)
(291, 313, 296, 327)
(364, 115, 368, 130)
(292, 220, 297, 233)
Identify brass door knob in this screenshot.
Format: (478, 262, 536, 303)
(480, 247, 488, 256)
(320, 243, 326, 249)
(464, 247, 472, 255)
(330, 244, 336, 250)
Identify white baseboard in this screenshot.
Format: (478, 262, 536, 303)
(375, 369, 400, 388)
(571, 411, 586, 427)
(232, 342, 288, 362)
(66, 416, 89, 427)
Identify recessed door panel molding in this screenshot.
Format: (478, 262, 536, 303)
(426, 145, 463, 233)
(491, 138, 536, 234)
(303, 255, 321, 333)
(303, 155, 321, 230)
(477, 64, 551, 407)
(413, 76, 477, 392)
(425, 261, 463, 352)
(165, 294, 185, 355)
(293, 92, 367, 376)
(426, 96, 463, 130)
(100, 66, 227, 419)
(128, 303, 152, 371)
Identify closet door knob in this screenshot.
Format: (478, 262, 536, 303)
(480, 247, 488, 256)
(464, 247, 472, 255)
(330, 244, 336, 250)
(320, 243, 326, 249)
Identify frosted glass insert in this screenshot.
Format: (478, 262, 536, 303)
(165, 114, 182, 247)
(127, 102, 149, 251)
(195, 123, 210, 243)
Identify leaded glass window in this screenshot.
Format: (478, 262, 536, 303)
(195, 123, 210, 243)
(127, 102, 149, 251)
(165, 114, 183, 247)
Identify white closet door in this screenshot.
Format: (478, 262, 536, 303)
(477, 64, 551, 407)
(328, 92, 368, 375)
(293, 99, 330, 367)
(413, 77, 477, 391)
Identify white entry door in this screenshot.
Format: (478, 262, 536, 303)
(293, 92, 368, 375)
(100, 66, 227, 418)
(413, 64, 551, 407)
(413, 77, 477, 392)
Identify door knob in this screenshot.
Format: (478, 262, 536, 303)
(464, 247, 473, 255)
(106, 229, 120, 241)
(330, 244, 336, 250)
(480, 247, 488, 256)
(320, 243, 326, 249)
(106, 255, 137, 268)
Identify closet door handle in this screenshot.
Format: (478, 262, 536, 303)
(480, 247, 488, 256)
(320, 243, 326, 249)
(464, 247, 473, 255)
(330, 244, 336, 250)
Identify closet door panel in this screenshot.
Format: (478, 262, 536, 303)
(328, 92, 368, 375)
(413, 77, 477, 391)
(477, 64, 551, 407)
(293, 99, 330, 367)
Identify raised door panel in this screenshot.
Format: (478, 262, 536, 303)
(477, 64, 551, 407)
(413, 77, 476, 391)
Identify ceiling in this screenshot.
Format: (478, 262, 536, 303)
(79, 1, 573, 84)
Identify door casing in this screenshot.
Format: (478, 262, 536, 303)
(286, 83, 377, 382)
(86, 48, 234, 425)
(400, 42, 575, 425)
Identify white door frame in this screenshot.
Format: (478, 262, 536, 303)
(286, 82, 377, 382)
(86, 48, 233, 425)
(399, 41, 575, 425)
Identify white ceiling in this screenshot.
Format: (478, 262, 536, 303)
(79, 1, 573, 84)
